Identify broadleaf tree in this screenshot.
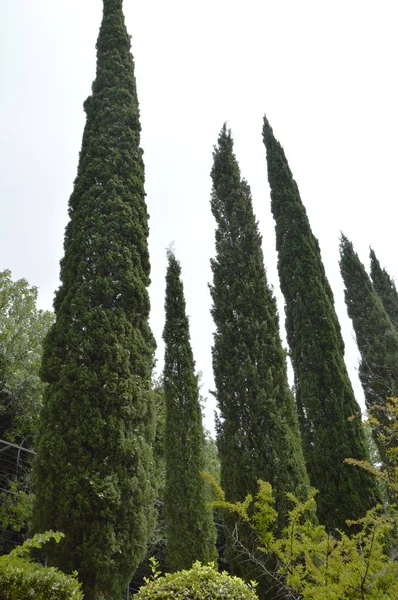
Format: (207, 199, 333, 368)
(0, 270, 52, 553)
(31, 1, 157, 598)
(263, 117, 380, 530)
(163, 249, 217, 571)
(210, 125, 310, 535)
(0, 270, 53, 447)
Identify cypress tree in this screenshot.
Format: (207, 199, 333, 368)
(210, 125, 310, 533)
(370, 248, 398, 331)
(32, 2, 156, 598)
(262, 117, 379, 530)
(340, 236, 398, 411)
(163, 249, 217, 572)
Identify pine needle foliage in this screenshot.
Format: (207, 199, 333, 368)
(210, 125, 310, 530)
(262, 117, 380, 530)
(163, 250, 217, 571)
(340, 236, 398, 417)
(32, 1, 157, 598)
(370, 249, 398, 331)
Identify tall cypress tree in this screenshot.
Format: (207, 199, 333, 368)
(163, 249, 216, 572)
(370, 248, 398, 331)
(340, 236, 398, 411)
(263, 117, 379, 530)
(210, 125, 309, 533)
(32, 2, 156, 598)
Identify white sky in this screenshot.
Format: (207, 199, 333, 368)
(1, 0, 397, 433)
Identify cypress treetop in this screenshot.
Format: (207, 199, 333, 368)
(263, 116, 380, 530)
(32, 1, 156, 598)
(163, 249, 217, 572)
(370, 248, 398, 331)
(340, 236, 398, 410)
(210, 125, 309, 531)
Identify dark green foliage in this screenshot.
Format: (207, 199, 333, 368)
(370, 249, 398, 331)
(340, 236, 398, 410)
(163, 250, 217, 571)
(32, 1, 156, 598)
(210, 125, 310, 530)
(263, 117, 380, 530)
(136, 561, 258, 600)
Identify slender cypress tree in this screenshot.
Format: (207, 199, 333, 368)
(340, 236, 398, 410)
(263, 117, 379, 530)
(370, 248, 398, 331)
(210, 125, 310, 534)
(163, 249, 217, 572)
(32, 2, 156, 598)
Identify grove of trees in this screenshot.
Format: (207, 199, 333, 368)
(1, 0, 397, 599)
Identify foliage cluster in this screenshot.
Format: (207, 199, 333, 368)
(0, 481, 33, 536)
(136, 560, 258, 600)
(0, 531, 83, 600)
(0, 269, 53, 446)
(211, 479, 398, 599)
(346, 398, 398, 505)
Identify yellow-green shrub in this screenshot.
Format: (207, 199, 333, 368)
(0, 531, 82, 600)
(136, 561, 258, 600)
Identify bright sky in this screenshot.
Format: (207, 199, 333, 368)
(1, 0, 397, 433)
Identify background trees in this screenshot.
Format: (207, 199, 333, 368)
(31, 1, 157, 598)
(370, 248, 398, 331)
(0, 270, 52, 553)
(340, 235, 398, 410)
(163, 249, 216, 571)
(263, 117, 380, 530)
(0, 270, 52, 447)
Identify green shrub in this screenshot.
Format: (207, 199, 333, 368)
(136, 561, 258, 600)
(0, 531, 83, 600)
(0, 557, 83, 600)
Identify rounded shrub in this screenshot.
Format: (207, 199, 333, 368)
(0, 556, 83, 600)
(0, 532, 82, 600)
(136, 561, 258, 600)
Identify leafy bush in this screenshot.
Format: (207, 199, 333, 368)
(0, 531, 83, 600)
(136, 561, 258, 600)
(211, 478, 398, 599)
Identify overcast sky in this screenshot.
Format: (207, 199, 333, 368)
(1, 0, 397, 433)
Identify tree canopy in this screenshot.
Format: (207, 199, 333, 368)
(0, 270, 52, 447)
